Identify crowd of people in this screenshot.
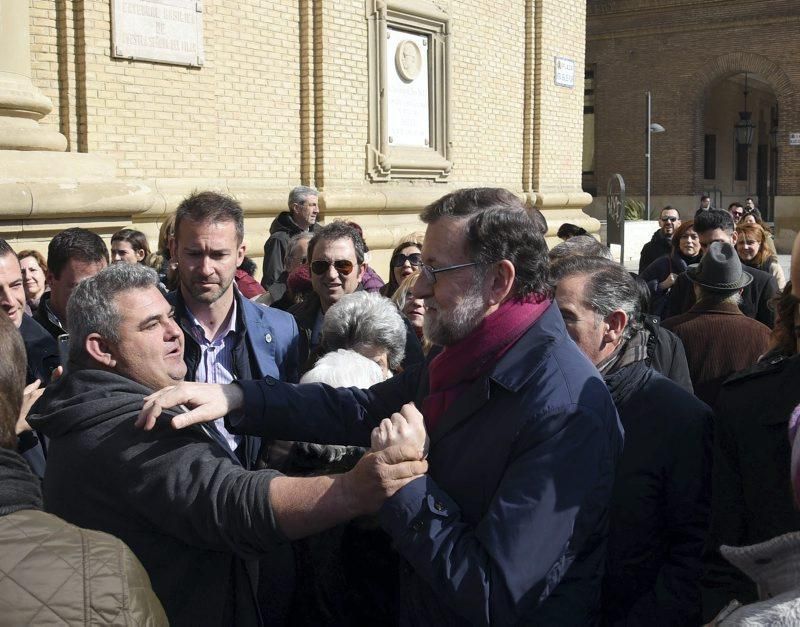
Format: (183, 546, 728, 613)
(1, 186, 799, 626)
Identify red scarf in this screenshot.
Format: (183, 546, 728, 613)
(423, 294, 551, 432)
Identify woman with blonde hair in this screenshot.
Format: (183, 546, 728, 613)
(391, 272, 432, 355)
(17, 249, 48, 315)
(735, 222, 786, 289)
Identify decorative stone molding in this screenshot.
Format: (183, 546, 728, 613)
(365, 0, 452, 181)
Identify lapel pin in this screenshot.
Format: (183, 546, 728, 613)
(265, 333, 272, 344)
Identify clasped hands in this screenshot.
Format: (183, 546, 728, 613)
(136, 382, 429, 515)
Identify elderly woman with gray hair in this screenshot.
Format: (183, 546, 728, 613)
(315, 291, 406, 378)
(282, 293, 407, 626)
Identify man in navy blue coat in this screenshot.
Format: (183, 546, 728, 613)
(140, 188, 623, 625)
(552, 255, 711, 626)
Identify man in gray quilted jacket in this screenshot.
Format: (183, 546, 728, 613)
(0, 311, 168, 625)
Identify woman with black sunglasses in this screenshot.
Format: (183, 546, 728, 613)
(380, 238, 424, 298)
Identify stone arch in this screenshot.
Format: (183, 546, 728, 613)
(685, 52, 798, 193)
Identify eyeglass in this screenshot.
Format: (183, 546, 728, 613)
(310, 259, 355, 276)
(391, 252, 423, 268)
(660, 216, 678, 223)
(420, 261, 479, 284)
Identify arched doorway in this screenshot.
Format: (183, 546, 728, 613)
(702, 73, 778, 219)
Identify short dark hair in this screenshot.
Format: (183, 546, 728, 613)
(0, 312, 26, 450)
(0, 238, 17, 260)
(700, 195, 710, 201)
(111, 228, 151, 258)
(308, 221, 366, 265)
(239, 256, 257, 277)
(549, 255, 640, 337)
(549, 235, 613, 262)
(660, 205, 680, 219)
(174, 191, 244, 244)
(694, 209, 734, 236)
(47, 228, 109, 279)
(556, 223, 588, 239)
(727, 202, 743, 210)
(420, 188, 549, 298)
(530, 208, 548, 235)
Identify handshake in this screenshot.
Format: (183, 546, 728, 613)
(340, 403, 431, 516)
(135, 382, 430, 517)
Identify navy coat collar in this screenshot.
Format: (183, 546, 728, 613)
(428, 301, 564, 445)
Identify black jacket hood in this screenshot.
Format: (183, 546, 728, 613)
(29, 368, 178, 438)
(269, 211, 303, 236)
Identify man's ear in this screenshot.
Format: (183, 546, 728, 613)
(136, 249, 146, 262)
(237, 242, 246, 267)
(85, 333, 117, 368)
(487, 259, 516, 306)
(731, 230, 738, 245)
(602, 310, 628, 346)
(356, 262, 366, 283)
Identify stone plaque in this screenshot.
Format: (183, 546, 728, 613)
(386, 29, 429, 147)
(789, 132, 800, 146)
(554, 56, 575, 88)
(111, 0, 204, 67)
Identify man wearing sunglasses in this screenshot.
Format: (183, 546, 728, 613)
(638, 206, 682, 273)
(138, 187, 623, 625)
(287, 221, 366, 369)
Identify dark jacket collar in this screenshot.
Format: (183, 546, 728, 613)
(428, 302, 569, 445)
(490, 301, 566, 392)
(687, 299, 744, 316)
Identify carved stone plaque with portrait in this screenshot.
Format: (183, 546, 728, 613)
(387, 29, 430, 147)
(365, 0, 452, 181)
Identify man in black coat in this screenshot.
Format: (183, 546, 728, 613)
(638, 206, 681, 274)
(552, 255, 712, 626)
(701, 351, 800, 621)
(30, 263, 427, 627)
(261, 186, 320, 289)
(0, 238, 61, 477)
(664, 209, 778, 326)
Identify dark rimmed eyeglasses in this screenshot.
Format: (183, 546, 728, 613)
(391, 252, 423, 268)
(660, 216, 678, 223)
(420, 261, 479, 284)
(310, 259, 355, 276)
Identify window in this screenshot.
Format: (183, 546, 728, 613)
(703, 134, 716, 180)
(735, 141, 748, 181)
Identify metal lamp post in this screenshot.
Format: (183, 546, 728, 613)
(645, 91, 666, 220)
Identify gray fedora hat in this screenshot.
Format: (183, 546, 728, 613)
(686, 241, 752, 292)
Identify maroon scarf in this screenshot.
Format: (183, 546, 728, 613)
(422, 294, 551, 432)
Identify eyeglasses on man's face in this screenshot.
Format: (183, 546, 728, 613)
(420, 261, 479, 284)
(310, 259, 355, 276)
(660, 216, 678, 223)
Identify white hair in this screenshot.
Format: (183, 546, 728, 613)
(300, 349, 385, 387)
(322, 291, 406, 370)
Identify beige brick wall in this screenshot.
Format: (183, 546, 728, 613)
(533, 0, 586, 193)
(30, 0, 303, 183)
(14, 0, 592, 267)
